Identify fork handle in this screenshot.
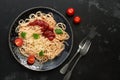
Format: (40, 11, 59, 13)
(70, 54, 82, 71)
(63, 55, 82, 80)
(60, 49, 80, 74)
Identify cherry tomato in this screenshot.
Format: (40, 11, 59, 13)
(27, 55, 35, 65)
(66, 8, 75, 16)
(14, 38, 23, 47)
(73, 16, 81, 24)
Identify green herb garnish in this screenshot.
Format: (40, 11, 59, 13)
(33, 33, 40, 39)
(39, 51, 44, 56)
(21, 32, 26, 38)
(55, 29, 63, 34)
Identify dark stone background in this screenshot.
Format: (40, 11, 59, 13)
(0, 0, 120, 80)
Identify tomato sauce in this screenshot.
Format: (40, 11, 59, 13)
(28, 20, 55, 41)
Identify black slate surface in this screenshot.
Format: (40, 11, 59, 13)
(0, 0, 120, 80)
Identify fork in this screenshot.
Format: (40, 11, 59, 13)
(63, 40, 91, 80)
(60, 28, 97, 74)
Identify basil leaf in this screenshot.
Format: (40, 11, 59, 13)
(33, 33, 40, 39)
(55, 29, 63, 34)
(39, 51, 44, 56)
(21, 32, 26, 38)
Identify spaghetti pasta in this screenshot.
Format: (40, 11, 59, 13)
(15, 11, 70, 63)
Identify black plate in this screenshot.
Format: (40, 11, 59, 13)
(8, 7, 73, 71)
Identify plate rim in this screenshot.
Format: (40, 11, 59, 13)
(8, 6, 73, 71)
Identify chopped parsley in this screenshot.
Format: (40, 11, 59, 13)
(55, 29, 63, 34)
(33, 33, 40, 39)
(39, 51, 44, 56)
(21, 32, 26, 38)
